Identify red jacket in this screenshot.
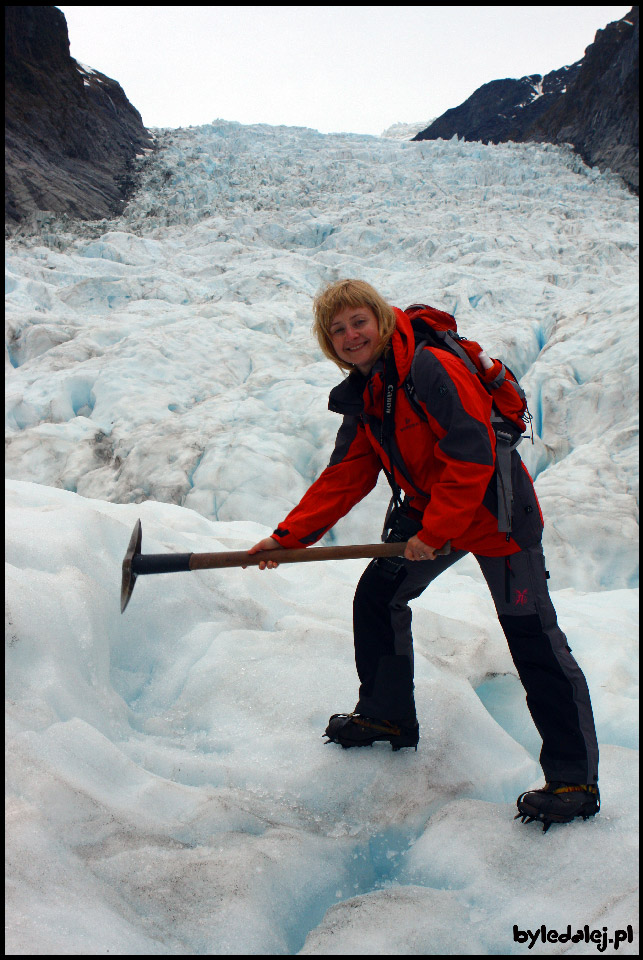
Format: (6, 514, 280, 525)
(273, 308, 543, 556)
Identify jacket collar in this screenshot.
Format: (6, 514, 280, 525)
(328, 368, 368, 415)
(388, 307, 416, 383)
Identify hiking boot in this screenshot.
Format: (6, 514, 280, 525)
(323, 713, 419, 751)
(515, 782, 600, 833)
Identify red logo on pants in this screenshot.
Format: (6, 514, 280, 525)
(514, 589, 529, 605)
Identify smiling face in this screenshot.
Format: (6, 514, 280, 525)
(329, 304, 382, 374)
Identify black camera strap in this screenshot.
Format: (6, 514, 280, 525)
(380, 348, 404, 534)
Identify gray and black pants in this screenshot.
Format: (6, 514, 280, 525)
(353, 543, 599, 786)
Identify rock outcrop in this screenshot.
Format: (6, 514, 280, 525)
(413, 65, 581, 147)
(5, 5, 155, 225)
(413, 7, 639, 194)
(521, 7, 638, 195)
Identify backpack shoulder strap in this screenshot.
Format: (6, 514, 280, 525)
(406, 340, 522, 536)
(404, 341, 429, 421)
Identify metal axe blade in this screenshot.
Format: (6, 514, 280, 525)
(120, 518, 142, 613)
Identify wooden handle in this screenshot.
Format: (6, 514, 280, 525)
(188, 540, 451, 570)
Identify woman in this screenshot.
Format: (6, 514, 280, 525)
(247, 279, 599, 832)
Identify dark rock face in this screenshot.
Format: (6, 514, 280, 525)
(521, 7, 638, 195)
(413, 64, 582, 146)
(413, 7, 639, 195)
(5, 5, 155, 225)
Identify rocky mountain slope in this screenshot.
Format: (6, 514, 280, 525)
(412, 64, 582, 148)
(5, 5, 154, 226)
(521, 6, 638, 195)
(413, 7, 639, 194)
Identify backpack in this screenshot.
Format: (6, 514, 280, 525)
(381, 304, 533, 537)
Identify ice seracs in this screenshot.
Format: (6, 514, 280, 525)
(6, 120, 638, 591)
(5, 118, 639, 955)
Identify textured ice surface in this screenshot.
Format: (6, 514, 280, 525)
(5, 481, 639, 955)
(5, 121, 639, 590)
(5, 120, 639, 954)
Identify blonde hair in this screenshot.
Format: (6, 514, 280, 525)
(312, 279, 397, 372)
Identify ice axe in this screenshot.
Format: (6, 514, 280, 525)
(121, 519, 451, 613)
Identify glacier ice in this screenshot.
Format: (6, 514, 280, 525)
(5, 121, 638, 590)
